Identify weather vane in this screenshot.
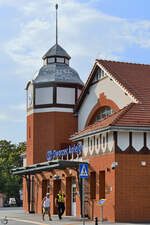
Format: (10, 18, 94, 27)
(56, 3, 58, 45)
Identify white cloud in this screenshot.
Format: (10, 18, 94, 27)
(0, 114, 7, 121)
(11, 118, 25, 123)
(10, 104, 26, 111)
(0, 111, 25, 122)
(2, 0, 150, 80)
(98, 53, 120, 61)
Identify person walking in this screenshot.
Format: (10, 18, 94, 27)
(42, 193, 52, 221)
(55, 190, 65, 220)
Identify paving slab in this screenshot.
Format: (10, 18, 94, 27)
(0, 207, 149, 225)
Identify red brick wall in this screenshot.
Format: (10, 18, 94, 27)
(84, 154, 115, 222)
(26, 111, 78, 165)
(23, 178, 28, 212)
(26, 114, 34, 165)
(115, 154, 150, 222)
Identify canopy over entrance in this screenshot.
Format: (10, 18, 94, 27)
(12, 159, 89, 214)
(12, 159, 88, 175)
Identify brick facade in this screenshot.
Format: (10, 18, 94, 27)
(84, 154, 115, 222)
(26, 111, 78, 165)
(23, 169, 79, 216)
(115, 154, 150, 222)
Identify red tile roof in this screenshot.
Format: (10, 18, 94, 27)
(97, 60, 150, 104)
(72, 103, 150, 139)
(72, 60, 150, 139)
(71, 104, 132, 138)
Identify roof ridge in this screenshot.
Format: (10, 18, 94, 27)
(96, 59, 150, 67)
(111, 103, 135, 126)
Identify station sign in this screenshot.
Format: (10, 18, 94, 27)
(46, 143, 82, 161)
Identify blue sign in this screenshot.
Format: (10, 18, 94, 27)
(80, 164, 88, 178)
(98, 199, 106, 206)
(46, 143, 82, 161)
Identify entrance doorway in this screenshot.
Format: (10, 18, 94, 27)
(71, 178, 76, 216)
(53, 179, 61, 214)
(42, 180, 50, 199)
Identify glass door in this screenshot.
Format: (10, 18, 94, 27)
(71, 178, 76, 216)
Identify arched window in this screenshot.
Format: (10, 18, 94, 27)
(93, 106, 114, 123)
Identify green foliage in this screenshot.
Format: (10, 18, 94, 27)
(0, 140, 26, 204)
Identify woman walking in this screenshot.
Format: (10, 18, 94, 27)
(42, 193, 52, 221)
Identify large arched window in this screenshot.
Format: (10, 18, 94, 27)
(93, 106, 114, 123)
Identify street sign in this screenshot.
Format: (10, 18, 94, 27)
(79, 164, 88, 225)
(98, 199, 106, 222)
(79, 164, 88, 178)
(98, 199, 106, 206)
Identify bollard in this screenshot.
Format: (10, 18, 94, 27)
(95, 217, 98, 225)
(1, 216, 8, 224)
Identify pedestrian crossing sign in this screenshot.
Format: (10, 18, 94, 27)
(79, 164, 88, 178)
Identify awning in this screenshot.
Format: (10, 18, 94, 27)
(12, 159, 89, 175)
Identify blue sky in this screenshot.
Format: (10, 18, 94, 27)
(1, 0, 150, 143)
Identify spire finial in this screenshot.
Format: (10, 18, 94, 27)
(56, 4, 58, 45)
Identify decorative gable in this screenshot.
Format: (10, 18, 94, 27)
(78, 70, 133, 131)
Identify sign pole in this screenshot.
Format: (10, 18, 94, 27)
(79, 163, 88, 225)
(101, 205, 103, 222)
(82, 177, 85, 225)
(98, 199, 106, 223)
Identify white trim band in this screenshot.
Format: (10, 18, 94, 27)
(27, 107, 73, 115)
(71, 126, 150, 141)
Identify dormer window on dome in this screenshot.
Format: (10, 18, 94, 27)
(44, 56, 69, 65)
(47, 58, 55, 64)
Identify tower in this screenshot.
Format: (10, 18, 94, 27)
(26, 5, 83, 165)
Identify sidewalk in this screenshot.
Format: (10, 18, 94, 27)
(0, 207, 96, 225)
(0, 207, 149, 225)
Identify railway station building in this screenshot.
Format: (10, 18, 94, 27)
(13, 6, 150, 223)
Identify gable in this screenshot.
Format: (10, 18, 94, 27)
(78, 71, 134, 131)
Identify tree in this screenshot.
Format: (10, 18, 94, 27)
(0, 140, 26, 205)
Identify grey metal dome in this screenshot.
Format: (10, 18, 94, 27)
(33, 63, 83, 85)
(43, 44, 71, 60)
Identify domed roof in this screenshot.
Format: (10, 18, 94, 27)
(42, 44, 71, 60)
(33, 63, 83, 85)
